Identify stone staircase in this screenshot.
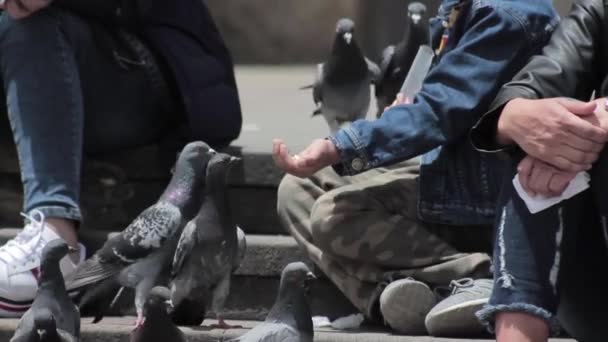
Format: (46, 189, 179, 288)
(0, 66, 362, 323)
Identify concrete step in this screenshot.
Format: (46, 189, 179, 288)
(0, 229, 356, 321)
(0, 318, 576, 342)
(0, 173, 284, 235)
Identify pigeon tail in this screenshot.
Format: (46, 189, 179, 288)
(77, 277, 121, 323)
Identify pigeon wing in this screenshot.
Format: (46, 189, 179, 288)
(171, 220, 197, 277)
(9, 309, 35, 342)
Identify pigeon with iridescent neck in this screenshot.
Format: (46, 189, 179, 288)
(10, 239, 80, 342)
(66, 141, 215, 328)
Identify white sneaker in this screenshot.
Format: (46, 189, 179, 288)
(0, 210, 86, 317)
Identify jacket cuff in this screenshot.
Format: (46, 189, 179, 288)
(328, 127, 372, 176)
(470, 86, 538, 153)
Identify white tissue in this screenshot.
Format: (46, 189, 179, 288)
(312, 316, 331, 328)
(513, 172, 590, 214)
(330, 313, 365, 330)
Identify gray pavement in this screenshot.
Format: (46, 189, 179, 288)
(0, 318, 576, 342)
(232, 65, 377, 153)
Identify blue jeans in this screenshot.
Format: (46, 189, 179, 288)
(0, 8, 177, 223)
(478, 152, 608, 341)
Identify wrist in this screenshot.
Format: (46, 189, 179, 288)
(496, 102, 517, 146)
(324, 138, 340, 164)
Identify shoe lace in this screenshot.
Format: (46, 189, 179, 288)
(449, 278, 476, 295)
(0, 210, 47, 267)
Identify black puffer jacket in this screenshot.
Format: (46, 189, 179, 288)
(56, 0, 243, 147)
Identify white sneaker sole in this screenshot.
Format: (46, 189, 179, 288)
(425, 297, 489, 336)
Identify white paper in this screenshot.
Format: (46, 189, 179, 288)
(330, 313, 365, 330)
(513, 172, 590, 214)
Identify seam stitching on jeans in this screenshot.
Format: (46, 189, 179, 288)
(497, 206, 514, 289)
(549, 207, 563, 295)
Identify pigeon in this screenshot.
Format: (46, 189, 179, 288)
(10, 239, 80, 342)
(302, 18, 380, 133)
(375, 2, 429, 117)
(227, 262, 316, 342)
(169, 225, 247, 326)
(169, 152, 242, 329)
(66, 141, 215, 328)
(130, 287, 186, 342)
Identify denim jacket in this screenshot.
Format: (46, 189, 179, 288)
(328, 0, 558, 225)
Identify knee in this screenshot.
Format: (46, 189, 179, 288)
(277, 174, 315, 227)
(0, 8, 79, 57)
(310, 192, 339, 252)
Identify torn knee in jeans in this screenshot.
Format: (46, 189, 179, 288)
(476, 303, 561, 336)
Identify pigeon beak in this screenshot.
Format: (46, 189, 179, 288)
(306, 272, 317, 281)
(343, 32, 353, 44)
(68, 246, 78, 253)
(410, 13, 422, 24)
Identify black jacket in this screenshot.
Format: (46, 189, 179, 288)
(57, 0, 242, 147)
(470, 0, 608, 151)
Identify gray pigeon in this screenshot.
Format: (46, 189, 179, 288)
(10, 239, 80, 342)
(169, 225, 246, 326)
(227, 262, 316, 342)
(66, 141, 215, 328)
(375, 2, 429, 117)
(169, 152, 242, 329)
(302, 18, 380, 133)
(130, 287, 185, 342)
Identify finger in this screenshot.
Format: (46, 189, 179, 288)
(562, 111, 608, 144)
(548, 173, 573, 196)
(396, 93, 404, 104)
(517, 157, 535, 196)
(555, 145, 598, 167)
(546, 154, 589, 173)
(556, 98, 597, 116)
(529, 163, 553, 197)
(561, 133, 605, 154)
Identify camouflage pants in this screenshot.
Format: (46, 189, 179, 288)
(277, 160, 492, 320)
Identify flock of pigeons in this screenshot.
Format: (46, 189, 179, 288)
(304, 2, 429, 132)
(8, 2, 429, 341)
(9, 143, 315, 342)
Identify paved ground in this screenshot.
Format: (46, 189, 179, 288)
(0, 318, 576, 342)
(232, 65, 378, 153)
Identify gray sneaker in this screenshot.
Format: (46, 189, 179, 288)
(425, 278, 493, 337)
(379, 278, 437, 335)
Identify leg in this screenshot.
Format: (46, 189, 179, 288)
(556, 147, 608, 341)
(495, 312, 549, 342)
(209, 272, 241, 329)
(309, 164, 490, 315)
(0, 8, 175, 230)
(477, 159, 586, 339)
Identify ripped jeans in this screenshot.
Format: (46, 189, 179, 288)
(477, 153, 608, 341)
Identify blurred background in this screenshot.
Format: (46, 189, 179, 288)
(208, 0, 575, 65)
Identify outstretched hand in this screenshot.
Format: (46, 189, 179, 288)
(272, 138, 340, 178)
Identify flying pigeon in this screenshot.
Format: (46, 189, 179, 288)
(227, 262, 316, 342)
(130, 287, 186, 342)
(375, 2, 429, 117)
(302, 18, 380, 133)
(169, 152, 242, 329)
(66, 141, 215, 328)
(10, 239, 80, 342)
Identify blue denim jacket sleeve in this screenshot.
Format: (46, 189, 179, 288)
(329, 1, 547, 175)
